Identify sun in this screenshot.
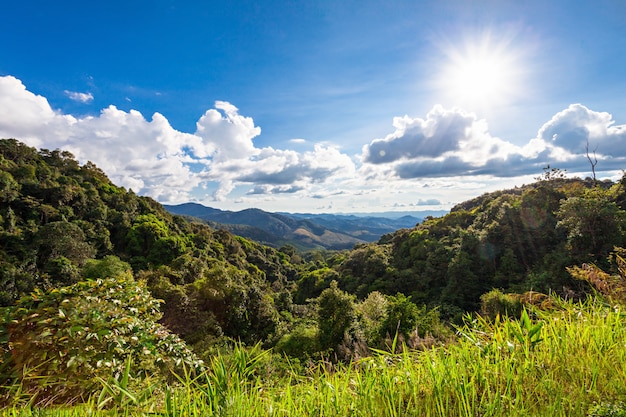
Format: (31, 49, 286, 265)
(436, 34, 524, 112)
(449, 55, 507, 104)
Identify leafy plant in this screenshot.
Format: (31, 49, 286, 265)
(3, 274, 204, 405)
(588, 401, 626, 417)
(508, 308, 543, 353)
(317, 280, 356, 353)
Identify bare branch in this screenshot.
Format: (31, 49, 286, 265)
(586, 140, 598, 184)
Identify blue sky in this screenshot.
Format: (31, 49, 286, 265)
(1, 0, 626, 213)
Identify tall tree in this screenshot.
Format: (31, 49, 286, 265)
(317, 280, 356, 352)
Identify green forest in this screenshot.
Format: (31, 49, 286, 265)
(1, 138, 626, 416)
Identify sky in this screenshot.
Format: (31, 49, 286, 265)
(1, 0, 626, 214)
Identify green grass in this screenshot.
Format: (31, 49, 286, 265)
(3, 297, 626, 416)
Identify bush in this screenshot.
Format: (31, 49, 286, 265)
(274, 324, 320, 359)
(480, 289, 523, 320)
(3, 274, 204, 405)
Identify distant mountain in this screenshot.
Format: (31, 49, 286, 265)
(163, 203, 443, 251)
(285, 213, 424, 240)
(162, 202, 224, 218)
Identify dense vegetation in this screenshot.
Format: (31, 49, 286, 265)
(1, 138, 625, 413)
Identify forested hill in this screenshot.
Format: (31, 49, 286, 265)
(292, 168, 626, 323)
(0, 138, 302, 345)
(1, 137, 626, 361)
(340, 170, 626, 315)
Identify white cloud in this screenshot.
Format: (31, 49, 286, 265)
(247, 184, 304, 195)
(2, 74, 625, 213)
(415, 198, 441, 206)
(361, 104, 626, 181)
(195, 101, 260, 160)
(0, 75, 357, 205)
(0, 76, 75, 147)
(362, 105, 473, 163)
(206, 144, 356, 200)
(360, 106, 527, 178)
(64, 90, 94, 103)
(535, 104, 626, 165)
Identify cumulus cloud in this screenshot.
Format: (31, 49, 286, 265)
(535, 104, 626, 164)
(207, 144, 355, 200)
(64, 90, 94, 103)
(363, 106, 473, 163)
(247, 184, 304, 195)
(361, 106, 528, 178)
(416, 198, 441, 205)
(0, 76, 76, 147)
(195, 101, 261, 160)
(391, 199, 442, 207)
(361, 104, 626, 181)
(0, 75, 357, 204)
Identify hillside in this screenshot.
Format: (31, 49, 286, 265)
(0, 138, 300, 346)
(164, 203, 428, 250)
(324, 173, 626, 315)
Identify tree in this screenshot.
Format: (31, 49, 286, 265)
(125, 214, 169, 257)
(317, 281, 356, 353)
(338, 244, 391, 298)
(441, 234, 488, 312)
(36, 221, 96, 266)
(82, 255, 132, 279)
(295, 267, 339, 303)
(35, 221, 96, 285)
(0, 171, 19, 203)
(557, 187, 626, 262)
(535, 164, 567, 183)
(586, 140, 599, 184)
(379, 293, 419, 341)
(356, 291, 388, 346)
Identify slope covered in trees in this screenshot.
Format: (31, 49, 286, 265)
(0, 138, 299, 348)
(332, 171, 626, 319)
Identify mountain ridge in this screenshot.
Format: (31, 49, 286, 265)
(163, 203, 443, 250)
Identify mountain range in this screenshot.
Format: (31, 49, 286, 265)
(164, 203, 446, 251)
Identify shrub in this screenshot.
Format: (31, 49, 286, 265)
(274, 324, 320, 359)
(3, 274, 204, 405)
(480, 289, 523, 320)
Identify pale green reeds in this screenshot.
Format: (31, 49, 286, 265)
(3, 297, 626, 416)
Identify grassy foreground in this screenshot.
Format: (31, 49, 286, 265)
(3, 297, 626, 416)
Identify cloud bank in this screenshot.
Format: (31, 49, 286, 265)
(360, 104, 626, 181)
(1, 75, 625, 210)
(0, 76, 355, 204)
